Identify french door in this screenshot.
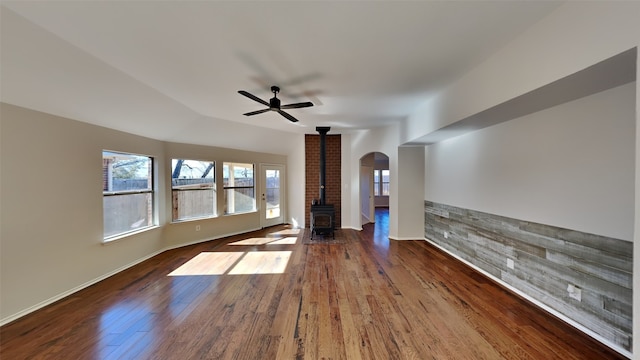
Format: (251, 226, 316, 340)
(260, 164, 285, 228)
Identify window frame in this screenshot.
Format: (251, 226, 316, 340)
(373, 169, 390, 197)
(381, 169, 390, 196)
(223, 162, 256, 215)
(171, 158, 217, 222)
(373, 169, 381, 196)
(102, 150, 155, 241)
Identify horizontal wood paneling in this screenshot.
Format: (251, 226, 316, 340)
(424, 201, 633, 352)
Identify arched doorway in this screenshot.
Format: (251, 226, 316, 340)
(359, 152, 389, 227)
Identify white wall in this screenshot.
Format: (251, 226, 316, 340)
(402, 2, 640, 145)
(341, 133, 353, 229)
(425, 82, 635, 241)
(287, 135, 306, 229)
(394, 146, 425, 240)
(348, 3, 639, 245)
(344, 124, 399, 235)
(359, 165, 373, 222)
(346, 2, 639, 354)
(0, 103, 305, 323)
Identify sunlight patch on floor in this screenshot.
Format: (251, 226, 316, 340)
(268, 229, 301, 237)
(229, 237, 297, 245)
(168, 252, 243, 276)
(228, 251, 291, 275)
(168, 251, 292, 276)
(269, 237, 298, 245)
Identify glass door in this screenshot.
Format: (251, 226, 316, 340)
(260, 164, 285, 228)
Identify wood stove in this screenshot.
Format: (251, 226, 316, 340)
(310, 127, 335, 239)
(310, 204, 335, 239)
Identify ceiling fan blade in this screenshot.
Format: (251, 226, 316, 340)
(280, 101, 314, 110)
(243, 108, 270, 116)
(277, 110, 299, 123)
(238, 90, 269, 106)
(290, 89, 323, 106)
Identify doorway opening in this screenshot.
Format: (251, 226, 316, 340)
(359, 152, 389, 228)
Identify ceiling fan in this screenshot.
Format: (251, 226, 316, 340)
(238, 85, 313, 123)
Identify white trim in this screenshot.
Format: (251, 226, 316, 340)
(102, 225, 161, 245)
(341, 226, 362, 231)
(389, 236, 422, 241)
(423, 237, 632, 359)
(361, 213, 371, 223)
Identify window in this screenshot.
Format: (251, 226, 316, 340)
(265, 169, 281, 219)
(381, 169, 390, 196)
(223, 162, 255, 215)
(103, 151, 154, 240)
(171, 159, 216, 221)
(373, 169, 390, 197)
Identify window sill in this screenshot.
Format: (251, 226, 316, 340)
(171, 215, 218, 224)
(102, 225, 160, 245)
(223, 210, 257, 217)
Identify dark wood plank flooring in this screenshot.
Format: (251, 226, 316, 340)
(0, 209, 626, 359)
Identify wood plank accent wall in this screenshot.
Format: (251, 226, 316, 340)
(424, 201, 633, 352)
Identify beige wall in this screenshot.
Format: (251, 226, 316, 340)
(161, 141, 287, 250)
(0, 103, 290, 323)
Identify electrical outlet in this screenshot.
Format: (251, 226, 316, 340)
(567, 284, 582, 301)
(444, 231, 448, 239)
(195, 225, 201, 231)
(507, 258, 515, 269)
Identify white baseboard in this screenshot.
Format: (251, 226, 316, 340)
(0, 248, 163, 326)
(423, 237, 632, 359)
(341, 226, 362, 231)
(389, 236, 422, 241)
(163, 227, 261, 252)
(0, 226, 262, 326)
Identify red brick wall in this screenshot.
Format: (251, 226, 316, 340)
(305, 134, 341, 228)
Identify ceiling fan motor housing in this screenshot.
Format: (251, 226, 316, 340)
(269, 97, 281, 109)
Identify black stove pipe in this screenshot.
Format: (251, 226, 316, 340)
(316, 127, 330, 205)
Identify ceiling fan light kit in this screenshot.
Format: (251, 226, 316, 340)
(238, 85, 313, 123)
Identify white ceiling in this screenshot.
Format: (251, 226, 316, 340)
(1, 1, 563, 145)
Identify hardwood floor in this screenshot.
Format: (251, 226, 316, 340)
(1, 209, 626, 359)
